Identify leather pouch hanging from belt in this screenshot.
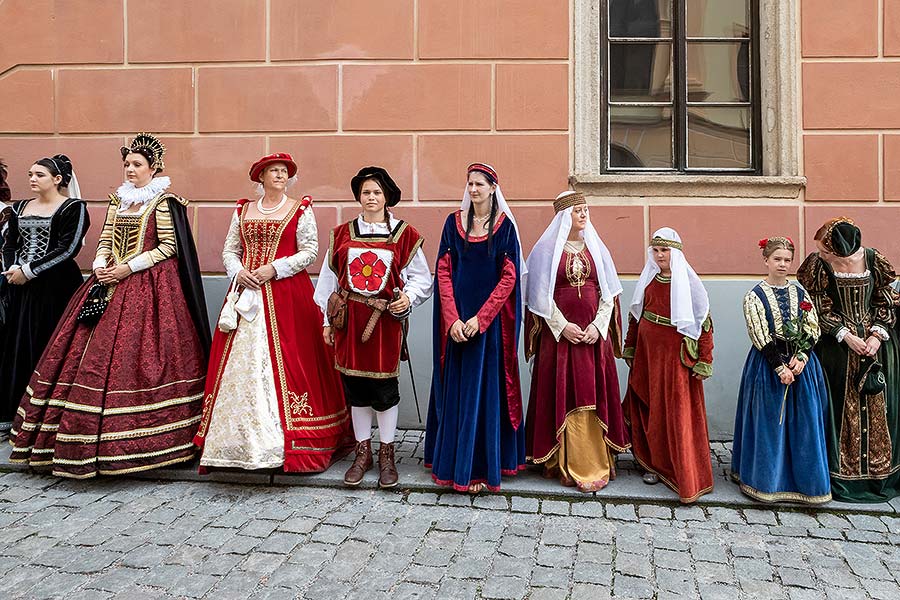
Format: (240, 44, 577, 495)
(327, 290, 349, 330)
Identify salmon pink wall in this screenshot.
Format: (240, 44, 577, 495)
(2, 1, 899, 275)
(801, 0, 900, 264)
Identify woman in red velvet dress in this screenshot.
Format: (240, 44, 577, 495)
(195, 153, 351, 473)
(623, 227, 714, 503)
(9, 133, 211, 478)
(524, 191, 629, 492)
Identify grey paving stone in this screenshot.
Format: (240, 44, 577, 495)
(540, 528, 578, 547)
(240, 519, 281, 539)
(846, 514, 888, 532)
(778, 566, 817, 589)
(408, 492, 438, 505)
(860, 577, 900, 600)
(570, 502, 604, 518)
(655, 548, 693, 571)
(605, 503, 638, 521)
(576, 541, 612, 564)
(473, 495, 509, 511)
(572, 561, 612, 585)
(510, 497, 539, 513)
(539, 500, 569, 515)
(27, 571, 91, 599)
(531, 564, 571, 588)
(613, 574, 654, 599)
(436, 579, 477, 600)
(482, 575, 528, 599)
(570, 583, 611, 600)
(197, 552, 244, 576)
(85, 567, 147, 592)
(639, 505, 673, 519)
(61, 549, 120, 574)
(167, 573, 219, 598)
(743, 509, 778, 525)
(675, 506, 705, 521)
(615, 551, 652, 578)
(657, 567, 697, 593)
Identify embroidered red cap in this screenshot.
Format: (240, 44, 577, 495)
(249, 153, 298, 182)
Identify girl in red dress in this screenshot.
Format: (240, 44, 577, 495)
(622, 227, 714, 503)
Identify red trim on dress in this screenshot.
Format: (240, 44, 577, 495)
(454, 210, 507, 241)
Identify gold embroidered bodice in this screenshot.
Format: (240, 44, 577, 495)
(94, 194, 179, 268)
(833, 272, 873, 328)
(242, 219, 283, 271)
(111, 213, 147, 263)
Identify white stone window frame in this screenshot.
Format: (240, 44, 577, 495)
(573, 0, 804, 199)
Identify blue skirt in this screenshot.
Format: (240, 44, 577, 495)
(731, 349, 831, 503)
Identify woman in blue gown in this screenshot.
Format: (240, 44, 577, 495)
(731, 236, 831, 504)
(424, 163, 526, 493)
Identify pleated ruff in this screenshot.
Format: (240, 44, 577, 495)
(0, 261, 83, 424)
(731, 349, 832, 504)
(9, 259, 205, 478)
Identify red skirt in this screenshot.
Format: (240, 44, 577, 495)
(9, 259, 206, 478)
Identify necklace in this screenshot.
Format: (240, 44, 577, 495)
(257, 194, 287, 215)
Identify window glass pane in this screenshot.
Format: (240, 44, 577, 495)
(610, 106, 673, 169)
(686, 0, 749, 38)
(687, 107, 751, 169)
(609, 0, 673, 38)
(686, 41, 750, 103)
(609, 43, 672, 102)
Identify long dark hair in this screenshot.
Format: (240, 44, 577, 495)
(464, 172, 499, 253)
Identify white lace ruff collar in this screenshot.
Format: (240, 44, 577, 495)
(116, 176, 171, 210)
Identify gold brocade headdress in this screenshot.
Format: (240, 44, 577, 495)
(553, 191, 586, 213)
(819, 217, 855, 254)
(121, 132, 166, 172)
(649, 236, 683, 251)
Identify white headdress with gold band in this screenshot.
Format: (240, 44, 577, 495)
(629, 227, 710, 340)
(525, 191, 623, 327)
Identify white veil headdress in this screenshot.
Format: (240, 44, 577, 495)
(525, 191, 623, 323)
(629, 227, 710, 340)
(460, 163, 527, 289)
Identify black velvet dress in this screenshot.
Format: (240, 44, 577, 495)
(0, 198, 89, 428)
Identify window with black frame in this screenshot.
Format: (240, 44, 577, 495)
(602, 0, 760, 173)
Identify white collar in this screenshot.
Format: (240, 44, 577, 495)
(116, 176, 171, 210)
(356, 213, 399, 231)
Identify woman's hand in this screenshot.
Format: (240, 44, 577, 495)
(561, 323, 584, 344)
(788, 355, 806, 376)
(692, 372, 710, 381)
(251, 264, 277, 285)
(4, 268, 27, 285)
(778, 367, 795, 386)
(449, 319, 467, 343)
(462, 316, 480, 339)
(94, 267, 116, 284)
(237, 269, 261, 290)
(108, 264, 132, 282)
(581, 323, 600, 345)
(323, 326, 333, 346)
(844, 333, 869, 356)
(865, 335, 882, 357)
(389, 291, 411, 315)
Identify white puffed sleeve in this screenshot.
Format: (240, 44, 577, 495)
(222, 212, 244, 279)
(272, 207, 318, 279)
(399, 247, 434, 308)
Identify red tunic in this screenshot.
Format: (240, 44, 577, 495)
(328, 219, 424, 378)
(195, 199, 350, 472)
(622, 276, 714, 503)
(525, 251, 630, 462)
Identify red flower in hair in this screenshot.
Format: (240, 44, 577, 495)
(758, 238, 769, 249)
(799, 300, 813, 312)
(349, 251, 388, 291)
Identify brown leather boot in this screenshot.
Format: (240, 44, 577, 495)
(378, 442, 398, 488)
(343, 440, 373, 486)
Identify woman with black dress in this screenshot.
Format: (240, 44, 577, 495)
(0, 155, 88, 435)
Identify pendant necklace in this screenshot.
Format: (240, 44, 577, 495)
(257, 194, 287, 215)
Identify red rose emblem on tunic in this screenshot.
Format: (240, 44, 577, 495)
(349, 251, 388, 291)
(799, 300, 813, 312)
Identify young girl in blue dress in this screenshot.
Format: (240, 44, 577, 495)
(731, 236, 831, 504)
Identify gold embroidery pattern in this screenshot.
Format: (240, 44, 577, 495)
(288, 391, 314, 418)
(564, 249, 591, 299)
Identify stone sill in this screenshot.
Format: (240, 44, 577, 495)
(571, 174, 806, 199)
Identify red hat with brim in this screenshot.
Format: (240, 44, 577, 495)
(249, 152, 298, 182)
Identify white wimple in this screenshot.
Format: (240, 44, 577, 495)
(116, 176, 171, 210)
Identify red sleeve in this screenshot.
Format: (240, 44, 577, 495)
(623, 313, 639, 358)
(476, 256, 517, 334)
(437, 253, 460, 334)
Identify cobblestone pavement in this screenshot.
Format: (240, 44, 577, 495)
(1, 471, 899, 600)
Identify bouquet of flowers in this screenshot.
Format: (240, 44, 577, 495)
(778, 300, 815, 424)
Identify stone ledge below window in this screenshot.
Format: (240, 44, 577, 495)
(571, 175, 806, 199)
